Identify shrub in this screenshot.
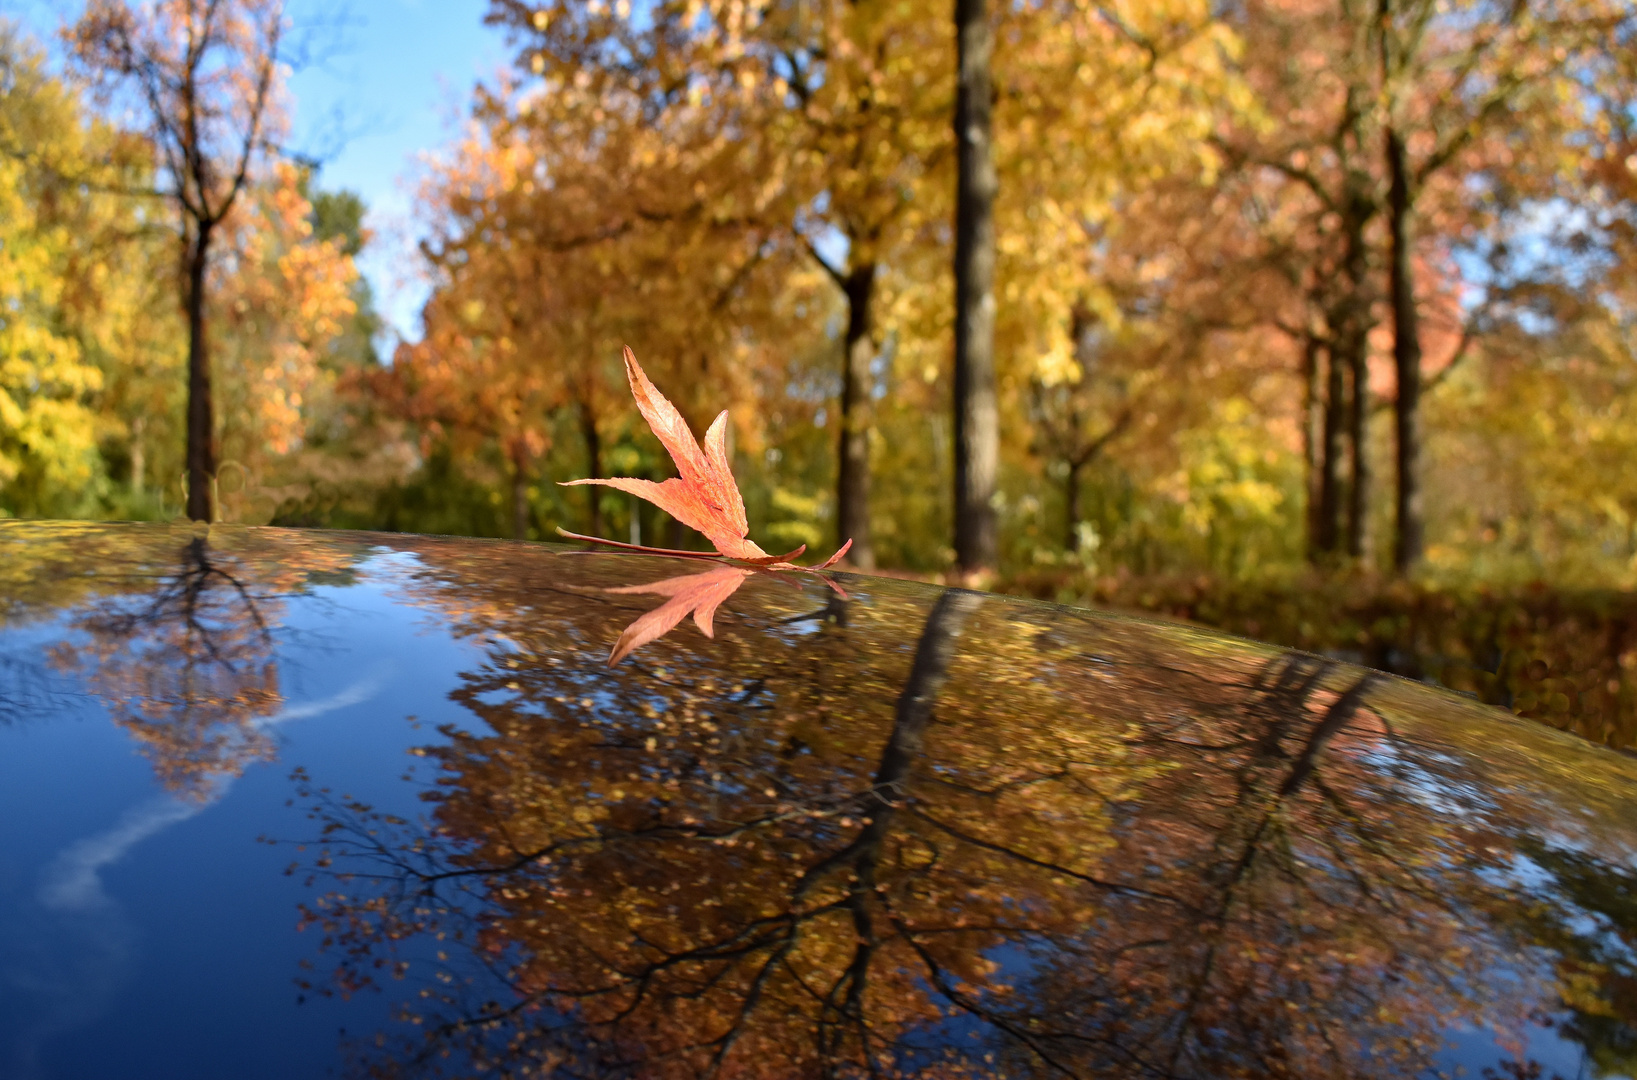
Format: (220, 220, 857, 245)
(1001, 569, 1637, 753)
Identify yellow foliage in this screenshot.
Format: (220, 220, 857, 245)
(0, 31, 117, 514)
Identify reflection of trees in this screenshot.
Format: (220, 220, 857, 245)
(987, 657, 1468, 1078)
(292, 545, 1637, 1079)
(0, 650, 70, 727)
(53, 536, 283, 797)
(0, 523, 364, 797)
(1501, 840, 1637, 1078)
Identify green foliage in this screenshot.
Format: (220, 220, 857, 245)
(763, 487, 826, 554)
(308, 189, 367, 257)
(1422, 337, 1637, 586)
(307, 186, 382, 372)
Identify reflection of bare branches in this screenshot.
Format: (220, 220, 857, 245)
(0, 652, 74, 727)
(51, 536, 284, 799)
(287, 557, 1631, 1080)
(294, 588, 997, 1077)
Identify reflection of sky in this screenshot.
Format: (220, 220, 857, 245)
(0, 556, 485, 1080)
(1435, 1017, 1609, 1080)
(898, 934, 1617, 1080)
(36, 679, 382, 915)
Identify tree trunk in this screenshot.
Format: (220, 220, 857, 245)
(1064, 460, 1083, 554)
(1386, 125, 1424, 574)
(952, 0, 999, 574)
(1301, 334, 1322, 561)
(510, 450, 530, 541)
(838, 265, 876, 570)
(130, 413, 146, 498)
(1318, 340, 1345, 556)
(1338, 195, 1374, 563)
(1347, 336, 1370, 562)
(184, 224, 216, 522)
(579, 399, 602, 538)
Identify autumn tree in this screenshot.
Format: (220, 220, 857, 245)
(1, 20, 354, 526)
(774, 0, 954, 571)
(990, 2, 1254, 565)
(378, 62, 813, 542)
(1188, 0, 1637, 575)
(1374, 0, 1636, 572)
(0, 28, 112, 516)
(1415, 127, 1637, 585)
(484, 0, 955, 570)
(207, 163, 363, 519)
(1205, 0, 1389, 565)
(69, 0, 288, 523)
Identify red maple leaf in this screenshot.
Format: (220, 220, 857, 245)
(602, 566, 754, 665)
(558, 346, 851, 570)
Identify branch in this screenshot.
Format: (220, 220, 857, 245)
(710, 242, 767, 311)
(1069, 407, 1134, 469)
(1089, 3, 1161, 69)
(798, 233, 848, 291)
(215, 1, 284, 223)
(1414, 72, 1527, 187)
(1370, 287, 1494, 415)
(1212, 137, 1339, 214)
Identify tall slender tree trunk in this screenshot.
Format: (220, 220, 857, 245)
(1318, 340, 1345, 556)
(1063, 460, 1083, 553)
(579, 399, 602, 538)
(952, 0, 999, 574)
(1386, 125, 1424, 574)
(184, 224, 216, 522)
(838, 265, 876, 570)
(1347, 337, 1370, 561)
(1338, 196, 1374, 563)
(130, 414, 146, 498)
(1302, 334, 1323, 561)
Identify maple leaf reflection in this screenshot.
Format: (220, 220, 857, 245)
(603, 565, 753, 665)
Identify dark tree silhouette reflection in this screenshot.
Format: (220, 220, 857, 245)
(288, 543, 1637, 1080)
(53, 535, 285, 796)
(0, 524, 366, 797)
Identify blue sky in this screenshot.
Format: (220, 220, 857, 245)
(3, 0, 514, 344)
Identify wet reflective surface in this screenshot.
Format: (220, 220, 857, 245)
(2, 522, 1636, 1080)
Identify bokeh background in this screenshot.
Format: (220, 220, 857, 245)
(3, 0, 1637, 746)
